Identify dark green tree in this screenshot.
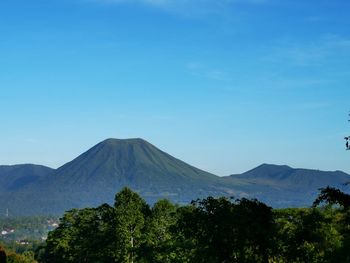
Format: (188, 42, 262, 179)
(142, 199, 178, 262)
(273, 208, 340, 263)
(177, 196, 273, 263)
(45, 204, 114, 263)
(313, 187, 350, 262)
(114, 187, 150, 263)
(232, 198, 274, 263)
(313, 186, 350, 209)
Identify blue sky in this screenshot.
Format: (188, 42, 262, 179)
(0, 0, 349, 175)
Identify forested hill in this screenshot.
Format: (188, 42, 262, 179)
(225, 164, 350, 207)
(0, 164, 53, 192)
(231, 163, 350, 187)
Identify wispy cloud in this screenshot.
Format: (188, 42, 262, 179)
(296, 101, 332, 110)
(186, 62, 231, 81)
(87, 0, 270, 16)
(262, 34, 350, 67)
(92, 0, 269, 6)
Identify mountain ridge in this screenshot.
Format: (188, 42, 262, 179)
(223, 163, 350, 207)
(229, 163, 350, 188)
(0, 139, 349, 216)
(0, 138, 239, 215)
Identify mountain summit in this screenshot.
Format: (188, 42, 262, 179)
(0, 138, 234, 215)
(54, 138, 218, 188)
(227, 163, 350, 207)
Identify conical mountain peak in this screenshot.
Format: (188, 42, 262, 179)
(43, 138, 222, 212)
(100, 138, 148, 146)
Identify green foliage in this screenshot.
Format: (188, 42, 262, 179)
(45, 204, 114, 263)
(313, 186, 350, 208)
(176, 197, 273, 263)
(114, 187, 150, 263)
(7, 251, 36, 263)
(142, 199, 178, 263)
(273, 207, 340, 262)
(0, 244, 38, 263)
(41, 187, 350, 263)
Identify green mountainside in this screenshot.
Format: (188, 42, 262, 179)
(0, 139, 242, 216)
(0, 164, 53, 192)
(0, 140, 349, 216)
(231, 163, 350, 187)
(225, 164, 350, 207)
(36, 138, 239, 212)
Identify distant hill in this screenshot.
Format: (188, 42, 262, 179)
(0, 164, 53, 192)
(0, 140, 349, 216)
(224, 164, 350, 207)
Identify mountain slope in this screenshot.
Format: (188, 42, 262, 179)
(53, 138, 219, 188)
(225, 164, 350, 207)
(1, 139, 241, 216)
(231, 163, 350, 189)
(1, 141, 350, 216)
(0, 164, 53, 192)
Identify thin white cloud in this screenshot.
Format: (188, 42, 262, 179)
(296, 101, 332, 110)
(186, 62, 231, 82)
(262, 34, 350, 67)
(186, 62, 203, 70)
(87, 0, 270, 16)
(207, 70, 230, 81)
(94, 0, 268, 5)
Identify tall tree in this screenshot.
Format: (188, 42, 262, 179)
(114, 187, 149, 263)
(177, 196, 273, 263)
(232, 198, 273, 263)
(143, 199, 178, 262)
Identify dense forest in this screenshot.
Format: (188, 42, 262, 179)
(1, 186, 350, 263)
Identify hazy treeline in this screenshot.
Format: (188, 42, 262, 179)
(1, 186, 350, 263)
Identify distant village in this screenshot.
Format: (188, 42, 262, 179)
(0, 217, 59, 245)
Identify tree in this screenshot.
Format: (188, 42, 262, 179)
(313, 187, 350, 262)
(113, 187, 150, 263)
(142, 199, 178, 262)
(177, 196, 274, 263)
(273, 208, 340, 263)
(45, 204, 114, 263)
(232, 198, 274, 263)
(313, 186, 350, 209)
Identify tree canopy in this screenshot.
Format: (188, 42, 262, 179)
(35, 187, 350, 262)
